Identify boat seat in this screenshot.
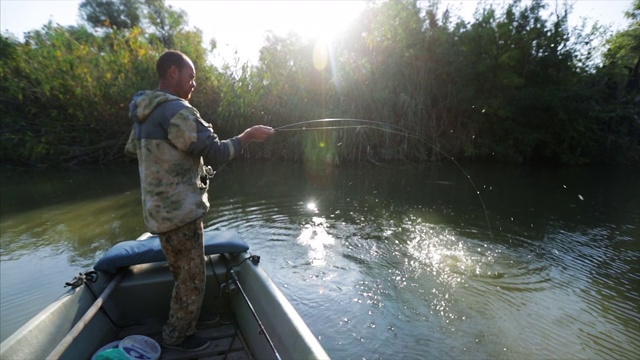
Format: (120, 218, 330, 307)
(94, 230, 249, 273)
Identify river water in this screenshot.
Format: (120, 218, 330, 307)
(1, 161, 639, 359)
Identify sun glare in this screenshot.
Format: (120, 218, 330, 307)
(313, 38, 329, 71)
(183, 0, 367, 65)
(269, 0, 367, 41)
(306, 201, 318, 212)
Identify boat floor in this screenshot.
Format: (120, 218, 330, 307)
(116, 315, 251, 360)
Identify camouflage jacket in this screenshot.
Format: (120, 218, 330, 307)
(125, 90, 242, 233)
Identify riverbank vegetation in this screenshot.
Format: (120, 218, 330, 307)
(1, 0, 638, 166)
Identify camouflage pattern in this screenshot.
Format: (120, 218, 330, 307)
(158, 218, 205, 345)
(126, 90, 243, 346)
(126, 90, 242, 233)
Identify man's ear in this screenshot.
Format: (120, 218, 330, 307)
(168, 65, 180, 80)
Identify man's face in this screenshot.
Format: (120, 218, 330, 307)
(176, 59, 196, 100)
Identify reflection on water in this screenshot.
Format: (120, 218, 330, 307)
(297, 216, 335, 266)
(1, 162, 639, 359)
(0, 165, 145, 339)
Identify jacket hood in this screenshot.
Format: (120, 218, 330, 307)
(129, 90, 184, 123)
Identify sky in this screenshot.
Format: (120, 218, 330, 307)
(0, 0, 634, 66)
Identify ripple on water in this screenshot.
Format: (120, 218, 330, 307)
(205, 181, 640, 359)
(3, 162, 639, 358)
(540, 224, 640, 358)
(1, 247, 86, 340)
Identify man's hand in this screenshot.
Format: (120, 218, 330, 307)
(239, 125, 275, 146)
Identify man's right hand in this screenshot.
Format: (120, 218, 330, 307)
(239, 125, 275, 146)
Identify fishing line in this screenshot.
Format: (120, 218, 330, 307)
(217, 118, 493, 240)
(274, 118, 493, 240)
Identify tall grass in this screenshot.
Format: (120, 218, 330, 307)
(1, 0, 638, 166)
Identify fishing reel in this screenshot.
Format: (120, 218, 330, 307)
(65, 271, 98, 288)
(221, 255, 260, 295)
(223, 280, 239, 295)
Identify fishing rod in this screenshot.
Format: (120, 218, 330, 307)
(274, 118, 409, 133)
(275, 118, 493, 239)
(222, 118, 494, 240)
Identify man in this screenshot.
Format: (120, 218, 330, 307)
(125, 50, 274, 351)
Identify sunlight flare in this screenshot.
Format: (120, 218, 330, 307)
(306, 201, 318, 212)
(313, 38, 329, 71)
(297, 216, 335, 266)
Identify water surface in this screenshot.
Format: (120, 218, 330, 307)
(1, 162, 639, 359)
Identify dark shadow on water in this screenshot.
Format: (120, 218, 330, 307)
(0, 163, 144, 263)
(0, 163, 141, 217)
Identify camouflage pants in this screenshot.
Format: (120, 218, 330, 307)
(158, 218, 206, 345)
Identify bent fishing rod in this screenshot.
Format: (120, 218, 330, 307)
(223, 118, 494, 240)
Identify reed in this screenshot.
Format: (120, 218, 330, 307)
(1, 0, 638, 166)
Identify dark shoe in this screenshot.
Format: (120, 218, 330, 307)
(164, 335, 210, 352)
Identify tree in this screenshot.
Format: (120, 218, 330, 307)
(144, 0, 188, 48)
(0, 22, 159, 165)
(79, 0, 188, 49)
(79, 0, 142, 30)
(603, 0, 640, 95)
(595, 0, 640, 163)
(2, 0, 637, 166)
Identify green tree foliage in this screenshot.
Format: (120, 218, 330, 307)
(602, 0, 640, 94)
(604, 0, 640, 68)
(80, 0, 142, 30)
(79, 0, 188, 48)
(256, 33, 334, 123)
(0, 0, 223, 166)
(0, 24, 157, 165)
(337, 0, 437, 160)
(596, 0, 640, 163)
(174, 28, 221, 125)
(1, 0, 638, 166)
(247, 0, 638, 164)
(144, 0, 188, 48)
(454, 0, 598, 163)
